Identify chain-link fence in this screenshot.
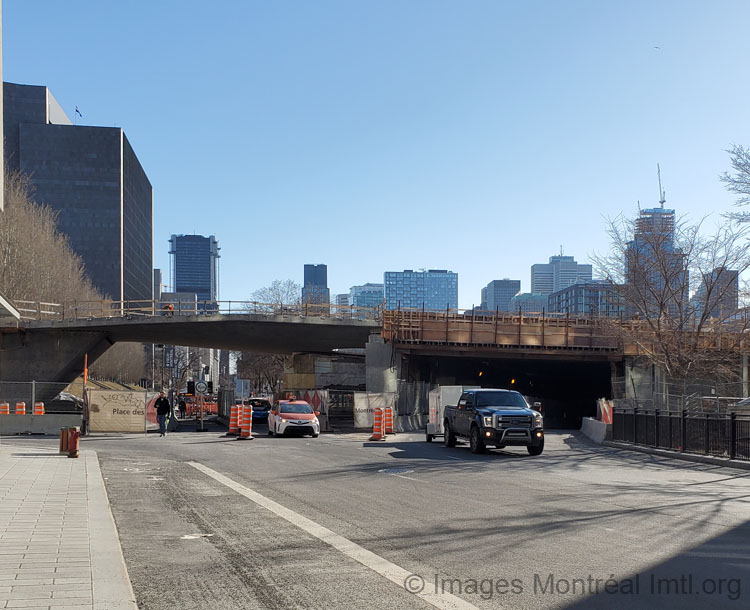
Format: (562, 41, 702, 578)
(612, 376, 744, 413)
(0, 382, 78, 412)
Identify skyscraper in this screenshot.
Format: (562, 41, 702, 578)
(349, 283, 385, 309)
(302, 264, 330, 304)
(482, 279, 521, 312)
(384, 270, 458, 310)
(531, 255, 592, 295)
(3, 82, 153, 301)
(169, 234, 220, 304)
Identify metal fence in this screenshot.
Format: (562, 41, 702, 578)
(612, 407, 750, 461)
(0, 381, 77, 412)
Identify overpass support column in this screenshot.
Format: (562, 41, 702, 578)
(365, 334, 400, 393)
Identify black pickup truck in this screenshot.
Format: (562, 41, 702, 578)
(443, 388, 544, 455)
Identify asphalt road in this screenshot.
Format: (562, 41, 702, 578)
(9, 424, 750, 610)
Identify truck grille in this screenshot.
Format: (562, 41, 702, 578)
(497, 415, 532, 429)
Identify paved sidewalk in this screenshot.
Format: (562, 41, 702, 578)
(0, 443, 137, 610)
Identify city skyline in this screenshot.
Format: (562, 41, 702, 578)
(3, 3, 750, 308)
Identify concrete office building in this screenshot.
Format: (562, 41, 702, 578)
(303, 264, 330, 304)
(384, 270, 458, 310)
(169, 234, 220, 305)
(482, 279, 521, 312)
(509, 293, 548, 314)
(3, 82, 153, 302)
(691, 267, 738, 319)
(531, 255, 592, 296)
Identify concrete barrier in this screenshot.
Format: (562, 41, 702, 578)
(580, 417, 611, 444)
(0, 413, 84, 436)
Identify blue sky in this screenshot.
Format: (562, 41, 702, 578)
(5, 1, 750, 308)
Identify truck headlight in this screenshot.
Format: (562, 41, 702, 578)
(483, 416, 493, 427)
(535, 417, 543, 428)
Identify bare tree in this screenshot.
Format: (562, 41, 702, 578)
(250, 279, 301, 306)
(236, 352, 284, 395)
(721, 144, 750, 222)
(593, 210, 750, 385)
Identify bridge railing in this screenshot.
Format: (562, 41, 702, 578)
(14, 300, 384, 322)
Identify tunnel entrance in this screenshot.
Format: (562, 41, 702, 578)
(403, 354, 614, 429)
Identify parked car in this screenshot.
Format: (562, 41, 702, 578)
(268, 400, 320, 437)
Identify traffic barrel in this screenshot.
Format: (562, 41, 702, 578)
(384, 406, 395, 435)
(369, 407, 386, 441)
(15, 402, 26, 415)
(238, 404, 253, 440)
(228, 403, 240, 435)
(33, 402, 45, 416)
(0, 402, 9, 415)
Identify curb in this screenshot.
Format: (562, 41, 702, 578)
(85, 450, 139, 610)
(602, 440, 750, 471)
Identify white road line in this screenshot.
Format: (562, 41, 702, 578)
(188, 461, 481, 610)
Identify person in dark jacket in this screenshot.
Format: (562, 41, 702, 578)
(155, 391, 171, 437)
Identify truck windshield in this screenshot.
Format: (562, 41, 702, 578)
(475, 392, 527, 408)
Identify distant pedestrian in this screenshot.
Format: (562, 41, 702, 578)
(155, 391, 171, 437)
(178, 398, 187, 419)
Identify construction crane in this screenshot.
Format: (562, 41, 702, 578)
(657, 163, 667, 208)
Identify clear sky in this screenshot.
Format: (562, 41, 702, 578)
(4, 1, 750, 308)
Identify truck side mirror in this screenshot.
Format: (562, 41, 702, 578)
(533, 402, 542, 411)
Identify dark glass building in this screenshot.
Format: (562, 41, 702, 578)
(169, 234, 220, 304)
(303, 264, 330, 304)
(3, 82, 153, 301)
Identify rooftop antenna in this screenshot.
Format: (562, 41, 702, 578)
(657, 164, 666, 208)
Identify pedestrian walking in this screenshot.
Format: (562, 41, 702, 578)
(155, 391, 171, 437)
(178, 397, 187, 419)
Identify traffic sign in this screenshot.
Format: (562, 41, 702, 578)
(195, 381, 208, 394)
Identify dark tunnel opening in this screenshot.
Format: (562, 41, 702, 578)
(404, 354, 615, 429)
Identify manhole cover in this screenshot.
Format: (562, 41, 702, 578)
(378, 468, 414, 475)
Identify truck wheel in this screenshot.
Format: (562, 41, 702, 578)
(469, 426, 486, 454)
(527, 439, 544, 456)
(443, 422, 456, 447)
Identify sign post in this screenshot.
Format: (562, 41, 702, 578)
(196, 381, 208, 432)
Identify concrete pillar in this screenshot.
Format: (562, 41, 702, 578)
(365, 334, 400, 393)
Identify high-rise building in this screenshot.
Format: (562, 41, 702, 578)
(169, 234, 220, 305)
(3, 82, 153, 302)
(531, 255, 592, 295)
(548, 280, 623, 317)
(384, 270, 458, 310)
(625, 207, 686, 318)
(691, 267, 738, 319)
(302, 264, 330, 304)
(153, 269, 163, 302)
(482, 279, 521, 312)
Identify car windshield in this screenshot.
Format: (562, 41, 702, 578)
(249, 400, 270, 410)
(280, 403, 313, 414)
(475, 391, 528, 408)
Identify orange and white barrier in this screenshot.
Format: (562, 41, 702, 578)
(15, 402, 26, 415)
(0, 402, 9, 415)
(384, 406, 395, 434)
(239, 404, 253, 439)
(369, 407, 386, 441)
(229, 404, 240, 435)
(33, 402, 45, 416)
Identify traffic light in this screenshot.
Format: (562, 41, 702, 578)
(207, 381, 213, 394)
(187, 381, 195, 395)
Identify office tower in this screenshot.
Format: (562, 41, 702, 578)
(349, 283, 384, 309)
(531, 255, 592, 296)
(3, 82, 153, 301)
(691, 267, 738, 319)
(625, 207, 686, 318)
(384, 270, 458, 310)
(302, 264, 330, 304)
(482, 279, 521, 312)
(153, 269, 162, 302)
(168, 234, 220, 305)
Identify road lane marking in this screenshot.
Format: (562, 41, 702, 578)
(188, 461, 482, 610)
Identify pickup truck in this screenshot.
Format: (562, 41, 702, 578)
(443, 388, 544, 455)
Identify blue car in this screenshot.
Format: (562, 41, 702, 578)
(247, 399, 272, 424)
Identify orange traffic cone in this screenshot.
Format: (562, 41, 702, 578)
(369, 407, 386, 441)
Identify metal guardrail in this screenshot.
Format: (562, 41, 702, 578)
(14, 300, 384, 322)
(612, 407, 750, 461)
